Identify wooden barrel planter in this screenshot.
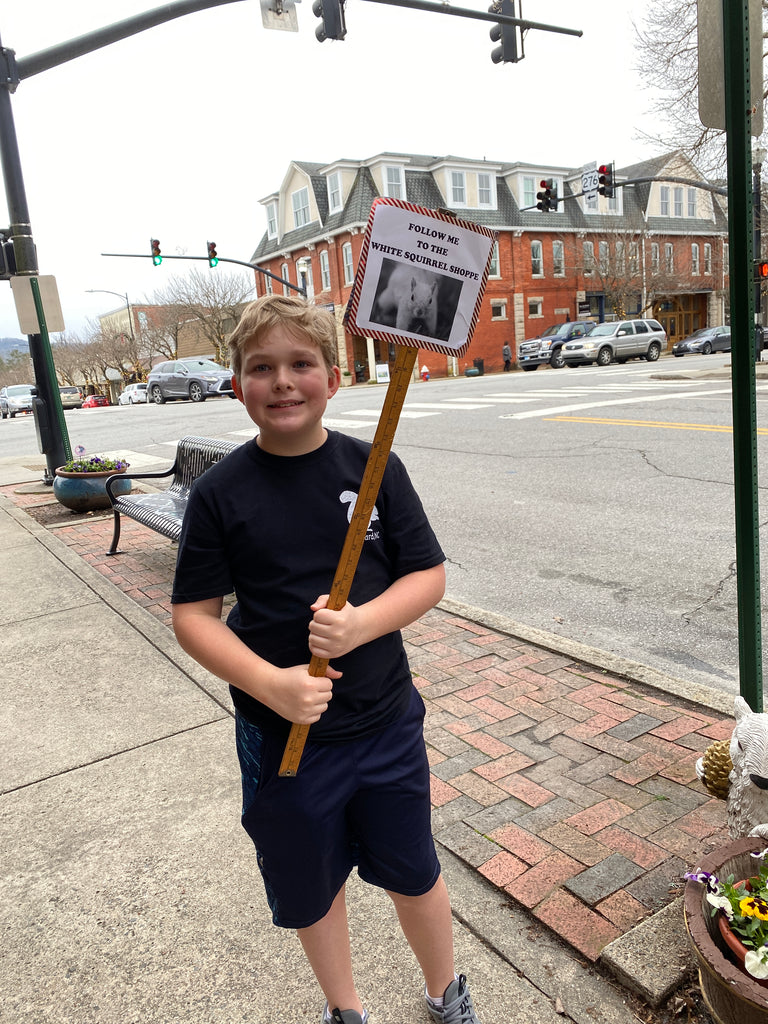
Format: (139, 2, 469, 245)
(684, 836, 768, 1024)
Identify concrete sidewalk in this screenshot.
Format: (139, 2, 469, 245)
(0, 454, 736, 1023)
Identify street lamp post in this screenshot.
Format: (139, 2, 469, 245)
(753, 146, 766, 362)
(86, 289, 134, 341)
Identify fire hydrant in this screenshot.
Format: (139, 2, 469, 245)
(420, 365, 430, 382)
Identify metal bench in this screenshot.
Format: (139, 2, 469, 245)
(105, 434, 241, 555)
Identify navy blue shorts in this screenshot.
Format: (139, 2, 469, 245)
(235, 686, 441, 929)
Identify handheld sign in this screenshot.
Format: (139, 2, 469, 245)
(278, 200, 496, 777)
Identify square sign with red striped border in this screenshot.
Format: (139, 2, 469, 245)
(344, 198, 497, 358)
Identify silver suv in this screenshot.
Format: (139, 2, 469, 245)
(562, 318, 667, 367)
(147, 358, 235, 404)
(0, 384, 35, 418)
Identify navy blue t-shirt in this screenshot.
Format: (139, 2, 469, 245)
(172, 431, 444, 742)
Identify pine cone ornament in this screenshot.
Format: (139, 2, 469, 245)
(696, 738, 733, 800)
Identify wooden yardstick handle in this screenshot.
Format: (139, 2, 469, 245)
(278, 346, 418, 777)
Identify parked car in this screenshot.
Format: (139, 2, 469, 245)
(147, 358, 235, 404)
(82, 394, 109, 408)
(672, 325, 731, 357)
(59, 385, 83, 409)
(562, 318, 667, 367)
(118, 383, 149, 406)
(0, 383, 35, 418)
(517, 321, 596, 370)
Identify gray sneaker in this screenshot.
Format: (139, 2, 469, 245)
(426, 975, 482, 1024)
(321, 1004, 369, 1024)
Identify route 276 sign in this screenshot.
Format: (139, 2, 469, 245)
(581, 163, 599, 202)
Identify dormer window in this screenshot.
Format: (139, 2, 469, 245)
(292, 187, 310, 228)
(478, 173, 493, 207)
(327, 172, 342, 213)
(384, 166, 404, 199)
(266, 202, 277, 239)
(451, 171, 466, 205)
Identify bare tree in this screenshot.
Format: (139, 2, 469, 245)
(150, 268, 255, 364)
(0, 347, 33, 387)
(634, 0, 768, 177)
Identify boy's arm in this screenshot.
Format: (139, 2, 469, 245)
(307, 563, 446, 661)
(172, 597, 340, 725)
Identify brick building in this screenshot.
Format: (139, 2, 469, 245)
(249, 151, 729, 381)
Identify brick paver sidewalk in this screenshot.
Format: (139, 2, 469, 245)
(7, 486, 733, 963)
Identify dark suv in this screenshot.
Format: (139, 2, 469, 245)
(147, 358, 235, 404)
(517, 322, 595, 370)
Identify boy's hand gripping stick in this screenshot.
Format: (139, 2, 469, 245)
(278, 346, 418, 777)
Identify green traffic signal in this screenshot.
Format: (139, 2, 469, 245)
(207, 241, 219, 268)
(151, 238, 162, 265)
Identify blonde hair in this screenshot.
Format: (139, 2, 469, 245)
(228, 295, 339, 379)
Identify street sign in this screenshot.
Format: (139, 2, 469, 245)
(582, 163, 599, 202)
(10, 275, 65, 334)
(260, 0, 299, 30)
(697, 0, 763, 135)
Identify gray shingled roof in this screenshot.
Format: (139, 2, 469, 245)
(250, 151, 727, 263)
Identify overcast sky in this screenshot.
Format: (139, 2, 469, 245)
(0, 0, 659, 341)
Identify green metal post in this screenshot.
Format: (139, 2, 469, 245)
(723, 0, 763, 709)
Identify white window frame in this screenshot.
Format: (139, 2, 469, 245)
(281, 263, 290, 296)
(665, 242, 674, 273)
(531, 240, 543, 277)
(523, 176, 536, 208)
(660, 186, 670, 217)
(478, 172, 493, 207)
(291, 187, 310, 228)
(629, 241, 639, 275)
(342, 242, 354, 286)
(384, 165, 404, 199)
(583, 241, 594, 276)
(528, 297, 543, 318)
(599, 240, 610, 273)
(651, 243, 660, 273)
(691, 242, 700, 275)
(490, 299, 507, 320)
(266, 202, 277, 239)
(688, 188, 697, 218)
(265, 273, 273, 295)
(552, 240, 565, 277)
(704, 243, 713, 274)
(320, 249, 331, 291)
(488, 240, 500, 278)
(451, 170, 466, 206)
(327, 172, 342, 213)
(673, 187, 683, 217)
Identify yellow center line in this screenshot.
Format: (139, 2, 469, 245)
(544, 415, 768, 434)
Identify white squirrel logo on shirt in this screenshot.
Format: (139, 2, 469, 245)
(339, 490, 380, 539)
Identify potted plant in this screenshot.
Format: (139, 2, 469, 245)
(684, 836, 768, 1023)
(53, 447, 131, 513)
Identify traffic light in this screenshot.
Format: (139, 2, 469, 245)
(313, 0, 346, 41)
(754, 259, 768, 281)
(151, 238, 162, 266)
(598, 163, 615, 199)
(207, 241, 219, 268)
(0, 236, 16, 280)
(537, 179, 555, 213)
(489, 0, 518, 64)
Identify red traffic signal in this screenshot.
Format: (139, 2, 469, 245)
(598, 163, 615, 199)
(536, 178, 558, 212)
(207, 241, 219, 268)
(150, 238, 162, 266)
(755, 260, 768, 280)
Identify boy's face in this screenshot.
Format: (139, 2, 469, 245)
(232, 324, 341, 456)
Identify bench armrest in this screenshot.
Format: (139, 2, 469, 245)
(105, 464, 176, 501)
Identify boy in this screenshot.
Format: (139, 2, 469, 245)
(171, 294, 482, 1024)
